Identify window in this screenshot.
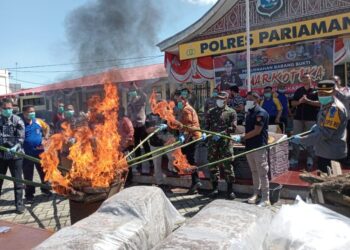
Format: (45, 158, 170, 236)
(23, 97, 45, 106)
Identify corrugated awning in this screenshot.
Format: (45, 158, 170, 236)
(2, 63, 167, 97)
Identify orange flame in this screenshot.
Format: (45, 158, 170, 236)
(40, 83, 128, 194)
(149, 91, 194, 175)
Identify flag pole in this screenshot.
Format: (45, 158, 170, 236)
(246, 0, 251, 91)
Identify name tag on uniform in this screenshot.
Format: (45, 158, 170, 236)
(322, 107, 340, 130)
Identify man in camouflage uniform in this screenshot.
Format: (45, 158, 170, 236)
(206, 92, 237, 199)
(291, 80, 348, 173)
(204, 87, 219, 120)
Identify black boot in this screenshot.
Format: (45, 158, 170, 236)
(226, 182, 236, 200)
(187, 172, 202, 195)
(208, 181, 219, 198)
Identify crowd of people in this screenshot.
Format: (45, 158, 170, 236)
(0, 73, 349, 213)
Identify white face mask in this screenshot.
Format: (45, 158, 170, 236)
(245, 100, 255, 112)
(216, 99, 225, 108)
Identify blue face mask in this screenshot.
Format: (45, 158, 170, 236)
(277, 89, 286, 94)
(2, 109, 13, 118)
(264, 93, 272, 99)
(318, 96, 333, 105)
(212, 92, 218, 97)
(65, 110, 75, 118)
(128, 91, 137, 98)
(27, 112, 36, 120)
(177, 102, 184, 110)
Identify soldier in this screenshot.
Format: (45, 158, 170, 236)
(206, 92, 237, 199)
(0, 98, 25, 213)
(291, 80, 348, 173)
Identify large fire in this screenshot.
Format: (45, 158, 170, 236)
(40, 83, 128, 195)
(149, 92, 194, 174)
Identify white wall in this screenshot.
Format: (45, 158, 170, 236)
(0, 69, 11, 95)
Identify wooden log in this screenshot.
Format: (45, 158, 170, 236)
(299, 173, 325, 184)
(323, 191, 350, 208)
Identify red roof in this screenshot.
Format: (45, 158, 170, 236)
(2, 63, 167, 97)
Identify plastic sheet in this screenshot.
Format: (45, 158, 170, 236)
(35, 186, 184, 250)
(153, 200, 272, 250)
(263, 197, 350, 250)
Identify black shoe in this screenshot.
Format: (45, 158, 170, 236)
(26, 196, 34, 204)
(16, 205, 25, 214)
(187, 182, 202, 195)
(208, 189, 219, 198)
(226, 191, 236, 200)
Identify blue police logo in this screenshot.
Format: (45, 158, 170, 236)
(256, 0, 284, 17)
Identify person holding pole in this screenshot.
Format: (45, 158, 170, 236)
(127, 82, 153, 172)
(206, 92, 237, 200)
(174, 95, 203, 194)
(291, 80, 348, 173)
(0, 98, 26, 213)
(22, 105, 51, 204)
(232, 92, 270, 207)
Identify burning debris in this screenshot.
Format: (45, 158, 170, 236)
(40, 83, 128, 196)
(149, 92, 194, 174)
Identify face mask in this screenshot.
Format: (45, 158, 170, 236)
(264, 93, 272, 99)
(212, 92, 218, 97)
(216, 99, 225, 108)
(245, 100, 255, 112)
(129, 91, 137, 98)
(27, 112, 36, 120)
(177, 102, 184, 110)
(2, 109, 13, 118)
(277, 89, 286, 94)
(65, 110, 75, 118)
(58, 107, 64, 113)
(318, 96, 333, 106)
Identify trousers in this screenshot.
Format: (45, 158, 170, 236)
(23, 157, 46, 198)
(150, 145, 175, 185)
(246, 149, 269, 200)
(0, 158, 24, 208)
(181, 140, 200, 184)
(133, 126, 152, 167)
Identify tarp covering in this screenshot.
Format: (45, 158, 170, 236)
(35, 186, 184, 250)
(153, 200, 272, 250)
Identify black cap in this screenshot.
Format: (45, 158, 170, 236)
(317, 80, 335, 94)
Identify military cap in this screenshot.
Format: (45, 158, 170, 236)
(317, 80, 335, 94)
(216, 91, 229, 99)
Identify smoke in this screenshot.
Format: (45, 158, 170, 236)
(65, 0, 163, 75)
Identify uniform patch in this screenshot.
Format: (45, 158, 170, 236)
(329, 107, 337, 118)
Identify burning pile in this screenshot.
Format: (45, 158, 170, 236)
(149, 92, 194, 174)
(40, 83, 128, 195)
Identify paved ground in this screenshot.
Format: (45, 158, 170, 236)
(0, 171, 293, 231)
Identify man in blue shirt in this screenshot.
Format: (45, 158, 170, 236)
(261, 86, 282, 127)
(22, 105, 51, 203)
(232, 92, 270, 207)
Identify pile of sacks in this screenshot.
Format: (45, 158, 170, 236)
(36, 187, 350, 250)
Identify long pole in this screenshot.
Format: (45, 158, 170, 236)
(196, 130, 312, 170)
(125, 127, 161, 159)
(0, 174, 51, 190)
(128, 135, 211, 168)
(245, 0, 251, 91)
(182, 125, 232, 140)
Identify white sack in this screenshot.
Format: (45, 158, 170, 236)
(36, 186, 184, 250)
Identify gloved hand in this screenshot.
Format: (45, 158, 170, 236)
(231, 135, 241, 143)
(213, 135, 221, 141)
(178, 135, 185, 144)
(311, 124, 319, 133)
(156, 124, 168, 131)
(68, 137, 76, 145)
(290, 135, 301, 145)
(201, 133, 207, 141)
(8, 144, 20, 153)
